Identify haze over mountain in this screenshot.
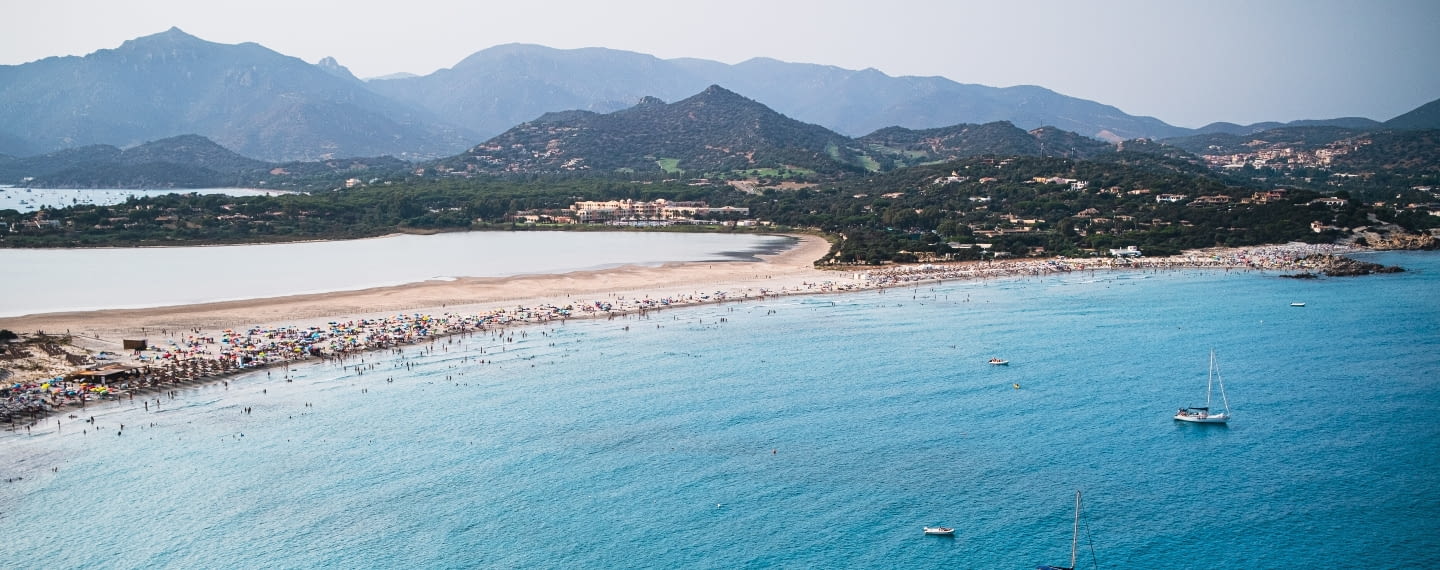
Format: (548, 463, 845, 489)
(1384, 97, 1440, 130)
(0, 28, 472, 162)
(0, 133, 416, 188)
(369, 43, 1191, 143)
(429, 84, 1158, 178)
(3, 85, 1150, 186)
(0, 134, 266, 187)
(2, 30, 1435, 166)
(1191, 117, 1385, 136)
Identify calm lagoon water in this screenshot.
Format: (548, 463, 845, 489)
(0, 187, 283, 213)
(2, 251, 1438, 568)
(0, 232, 795, 317)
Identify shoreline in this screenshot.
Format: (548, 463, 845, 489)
(0, 230, 800, 317)
(0, 234, 835, 337)
(0, 238, 1377, 429)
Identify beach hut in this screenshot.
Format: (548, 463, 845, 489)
(72, 365, 140, 385)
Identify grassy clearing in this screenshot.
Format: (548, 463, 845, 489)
(731, 166, 817, 178)
(655, 158, 683, 174)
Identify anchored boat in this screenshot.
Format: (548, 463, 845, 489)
(1174, 349, 1231, 424)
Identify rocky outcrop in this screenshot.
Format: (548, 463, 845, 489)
(1292, 254, 1405, 277)
(1360, 231, 1437, 250)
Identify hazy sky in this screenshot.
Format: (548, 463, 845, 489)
(4, 0, 1437, 128)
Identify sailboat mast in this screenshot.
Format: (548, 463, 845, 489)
(1069, 490, 1081, 570)
(1205, 349, 1216, 408)
(1214, 351, 1230, 414)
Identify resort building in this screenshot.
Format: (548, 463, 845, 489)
(1108, 245, 1143, 257)
(570, 199, 749, 223)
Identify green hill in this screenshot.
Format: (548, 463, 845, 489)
(436, 85, 866, 175)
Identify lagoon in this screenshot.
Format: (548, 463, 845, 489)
(0, 231, 795, 317)
(0, 187, 285, 213)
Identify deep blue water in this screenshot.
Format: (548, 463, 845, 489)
(4, 251, 1439, 568)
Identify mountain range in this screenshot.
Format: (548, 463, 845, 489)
(0, 28, 472, 161)
(6, 28, 1435, 163)
(367, 43, 1192, 144)
(2, 86, 1128, 186)
(7, 80, 1439, 189)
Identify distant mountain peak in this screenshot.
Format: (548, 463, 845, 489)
(129, 26, 204, 45)
(112, 26, 217, 57)
(688, 85, 752, 105)
(316, 56, 358, 81)
(158, 26, 194, 38)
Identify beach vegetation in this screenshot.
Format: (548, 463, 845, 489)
(3, 145, 1434, 258)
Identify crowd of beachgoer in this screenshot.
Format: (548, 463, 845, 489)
(3, 280, 873, 428)
(855, 242, 1356, 286)
(141, 285, 865, 370)
(0, 242, 1361, 430)
(2, 359, 242, 426)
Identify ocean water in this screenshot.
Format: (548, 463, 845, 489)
(3, 251, 1438, 568)
(0, 232, 794, 317)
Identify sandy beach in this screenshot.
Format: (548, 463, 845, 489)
(0, 236, 1365, 399)
(0, 234, 838, 352)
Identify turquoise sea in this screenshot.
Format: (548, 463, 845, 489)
(4, 251, 1439, 568)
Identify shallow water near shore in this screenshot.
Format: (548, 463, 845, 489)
(4, 251, 1439, 568)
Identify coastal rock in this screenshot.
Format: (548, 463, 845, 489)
(1357, 230, 1438, 251)
(1294, 254, 1405, 277)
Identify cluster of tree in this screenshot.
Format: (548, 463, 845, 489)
(0, 178, 722, 247)
(723, 155, 1371, 262)
(4, 152, 1433, 260)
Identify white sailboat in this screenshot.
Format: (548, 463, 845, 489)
(1174, 349, 1231, 423)
(1037, 490, 1083, 570)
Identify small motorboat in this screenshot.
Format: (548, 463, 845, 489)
(923, 526, 955, 536)
(1290, 302, 1306, 307)
(988, 358, 1009, 366)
